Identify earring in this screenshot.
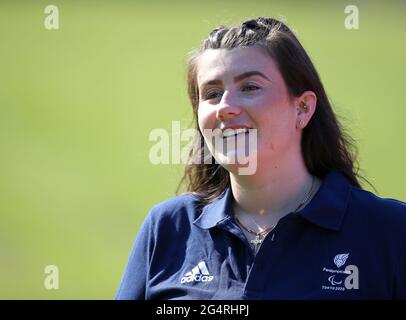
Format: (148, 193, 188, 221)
(297, 119, 305, 129)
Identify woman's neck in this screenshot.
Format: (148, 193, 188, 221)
(230, 159, 316, 219)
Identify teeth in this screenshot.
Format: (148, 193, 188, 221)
(223, 128, 249, 138)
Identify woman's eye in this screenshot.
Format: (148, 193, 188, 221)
(242, 84, 260, 92)
(203, 89, 223, 100)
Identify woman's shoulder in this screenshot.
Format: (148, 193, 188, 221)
(350, 186, 405, 211)
(146, 192, 205, 225)
(349, 185, 406, 226)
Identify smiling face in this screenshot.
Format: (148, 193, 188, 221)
(196, 46, 303, 176)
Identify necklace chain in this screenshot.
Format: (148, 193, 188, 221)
(235, 215, 275, 236)
(292, 175, 315, 213)
(235, 176, 316, 253)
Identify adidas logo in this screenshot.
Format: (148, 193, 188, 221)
(180, 261, 214, 284)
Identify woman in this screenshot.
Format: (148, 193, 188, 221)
(116, 17, 406, 300)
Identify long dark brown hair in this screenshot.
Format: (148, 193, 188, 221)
(177, 17, 369, 203)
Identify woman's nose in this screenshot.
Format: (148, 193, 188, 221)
(216, 91, 242, 121)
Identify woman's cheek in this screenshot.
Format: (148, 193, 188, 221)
(198, 107, 216, 130)
(197, 107, 206, 130)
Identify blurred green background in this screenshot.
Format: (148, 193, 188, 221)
(0, 0, 405, 299)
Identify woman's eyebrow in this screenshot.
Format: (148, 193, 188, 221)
(201, 71, 270, 88)
(234, 71, 270, 83)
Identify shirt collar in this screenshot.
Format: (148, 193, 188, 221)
(193, 187, 233, 229)
(193, 170, 352, 231)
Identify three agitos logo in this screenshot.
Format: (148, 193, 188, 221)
(322, 253, 359, 291)
(180, 261, 214, 284)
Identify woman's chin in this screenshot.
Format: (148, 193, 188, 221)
(214, 152, 258, 176)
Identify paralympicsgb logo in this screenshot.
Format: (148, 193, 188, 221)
(322, 252, 359, 291)
(334, 253, 349, 268)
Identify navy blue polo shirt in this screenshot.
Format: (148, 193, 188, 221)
(116, 171, 406, 300)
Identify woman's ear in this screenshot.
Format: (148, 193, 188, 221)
(295, 91, 317, 129)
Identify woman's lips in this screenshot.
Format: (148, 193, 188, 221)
(222, 127, 250, 138)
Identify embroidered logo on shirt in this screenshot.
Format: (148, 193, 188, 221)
(180, 261, 214, 284)
(328, 275, 343, 286)
(322, 252, 359, 291)
(334, 253, 349, 268)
